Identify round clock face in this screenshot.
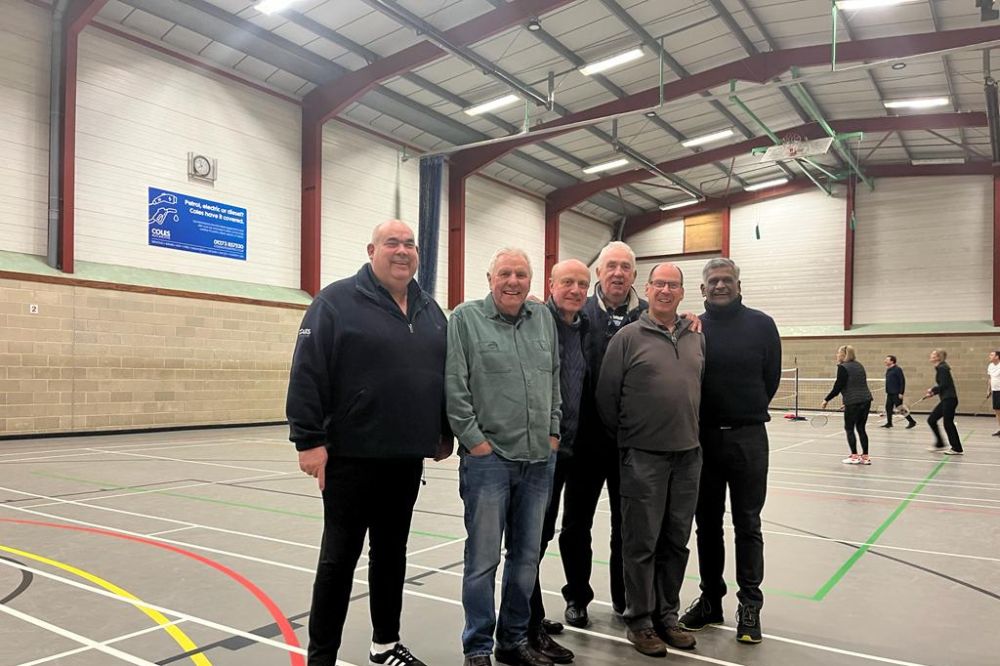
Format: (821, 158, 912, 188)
(192, 155, 211, 176)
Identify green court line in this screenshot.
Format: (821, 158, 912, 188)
(810, 456, 950, 601)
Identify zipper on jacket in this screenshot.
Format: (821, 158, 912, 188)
(408, 323, 414, 333)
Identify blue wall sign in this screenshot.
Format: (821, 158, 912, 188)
(148, 187, 247, 261)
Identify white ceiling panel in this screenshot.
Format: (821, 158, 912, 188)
(234, 53, 280, 80)
(198, 40, 249, 67)
(121, 8, 175, 39)
(265, 68, 310, 95)
(97, 1, 137, 24)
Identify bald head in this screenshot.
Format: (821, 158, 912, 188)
(644, 262, 685, 325)
(367, 219, 418, 297)
(549, 259, 590, 322)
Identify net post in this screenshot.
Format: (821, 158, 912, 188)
(790, 363, 806, 420)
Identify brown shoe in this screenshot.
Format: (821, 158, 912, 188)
(660, 626, 696, 650)
(626, 627, 668, 657)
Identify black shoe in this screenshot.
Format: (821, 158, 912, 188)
(679, 596, 723, 631)
(464, 656, 493, 666)
(495, 643, 553, 666)
(625, 627, 668, 657)
(657, 625, 696, 650)
(735, 605, 762, 644)
(369, 642, 427, 665)
(564, 603, 588, 628)
(541, 618, 564, 635)
(993, 430, 1000, 437)
(906, 421, 917, 429)
(529, 630, 574, 664)
(612, 602, 626, 616)
(880, 423, 892, 428)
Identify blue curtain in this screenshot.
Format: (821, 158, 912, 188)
(417, 155, 444, 295)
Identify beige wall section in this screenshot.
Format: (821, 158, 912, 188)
(0, 0, 49, 256)
(781, 335, 996, 415)
(0, 277, 300, 437)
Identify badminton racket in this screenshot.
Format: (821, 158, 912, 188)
(809, 413, 829, 428)
(972, 395, 993, 417)
(897, 394, 930, 417)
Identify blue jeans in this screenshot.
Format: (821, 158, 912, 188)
(459, 451, 555, 657)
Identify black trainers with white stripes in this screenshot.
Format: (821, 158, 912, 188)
(369, 642, 427, 666)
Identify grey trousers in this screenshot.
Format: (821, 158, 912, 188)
(619, 446, 702, 630)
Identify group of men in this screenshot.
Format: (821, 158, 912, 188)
(286, 219, 782, 666)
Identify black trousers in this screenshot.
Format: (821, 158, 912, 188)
(843, 401, 871, 455)
(558, 440, 626, 610)
(694, 425, 768, 608)
(885, 394, 916, 426)
(529, 452, 571, 633)
(307, 457, 423, 666)
(928, 398, 962, 452)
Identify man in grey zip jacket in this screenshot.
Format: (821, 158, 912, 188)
(596, 263, 705, 658)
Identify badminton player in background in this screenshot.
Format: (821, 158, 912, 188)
(881, 355, 917, 429)
(821, 345, 874, 465)
(926, 349, 963, 455)
(679, 258, 780, 645)
(987, 350, 1000, 437)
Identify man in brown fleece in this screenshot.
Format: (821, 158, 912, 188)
(595, 262, 705, 658)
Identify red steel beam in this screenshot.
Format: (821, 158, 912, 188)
(448, 167, 469, 309)
(548, 112, 987, 212)
(543, 201, 560, 299)
(844, 179, 855, 330)
(300, 107, 323, 296)
(58, 0, 110, 273)
(455, 25, 1000, 175)
(720, 206, 731, 258)
(994, 175, 1000, 327)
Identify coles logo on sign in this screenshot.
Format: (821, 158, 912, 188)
(151, 228, 171, 239)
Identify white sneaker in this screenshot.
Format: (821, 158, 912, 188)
(842, 454, 862, 464)
(944, 450, 964, 456)
(927, 446, 947, 453)
(860, 455, 872, 465)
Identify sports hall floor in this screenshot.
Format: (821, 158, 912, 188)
(1, 416, 997, 666)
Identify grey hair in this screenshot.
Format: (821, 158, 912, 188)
(596, 241, 636, 271)
(487, 247, 532, 277)
(370, 219, 413, 244)
(702, 257, 740, 282)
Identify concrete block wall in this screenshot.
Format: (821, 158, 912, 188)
(0, 276, 302, 437)
(782, 335, 997, 415)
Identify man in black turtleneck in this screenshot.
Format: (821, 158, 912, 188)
(679, 258, 781, 646)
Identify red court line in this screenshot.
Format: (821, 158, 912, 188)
(1, 518, 304, 666)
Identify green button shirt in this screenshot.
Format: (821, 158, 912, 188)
(446, 294, 561, 462)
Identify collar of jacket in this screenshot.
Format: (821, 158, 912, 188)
(482, 293, 532, 322)
(703, 295, 746, 320)
(546, 297, 589, 332)
(638, 311, 693, 337)
(354, 263, 428, 313)
(595, 282, 642, 314)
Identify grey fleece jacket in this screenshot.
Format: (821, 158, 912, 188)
(595, 312, 705, 453)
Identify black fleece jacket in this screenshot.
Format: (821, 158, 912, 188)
(285, 264, 449, 458)
(699, 296, 782, 427)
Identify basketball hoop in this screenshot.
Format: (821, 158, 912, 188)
(781, 133, 804, 159)
(755, 136, 834, 162)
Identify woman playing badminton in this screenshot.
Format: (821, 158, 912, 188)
(926, 349, 964, 455)
(821, 345, 874, 465)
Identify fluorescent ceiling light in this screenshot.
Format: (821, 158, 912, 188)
(582, 158, 630, 174)
(681, 129, 734, 148)
(744, 177, 789, 192)
(659, 199, 700, 211)
(836, 0, 921, 10)
(256, 0, 301, 14)
(883, 97, 949, 109)
(579, 48, 644, 76)
(911, 158, 965, 165)
(464, 94, 521, 116)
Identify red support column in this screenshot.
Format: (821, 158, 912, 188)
(721, 206, 731, 257)
(543, 202, 560, 299)
(994, 174, 1000, 326)
(448, 166, 468, 309)
(844, 180, 856, 331)
(300, 106, 323, 296)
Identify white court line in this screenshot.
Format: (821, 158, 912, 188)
(0, 602, 158, 666)
(772, 478, 1000, 504)
(0, 485, 320, 564)
(770, 466, 1000, 489)
(771, 438, 816, 453)
(761, 529, 1000, 563)
(777, 450, 1000, 468)
(0, 438, 250, 461)
(768, 484, 1000, 510)
(86, 447, 285, 475)
(18, 618, 188, 666)
(21, 471, 296, 510)
(0, 558, 316, 660)
(146, 525, 198, 537)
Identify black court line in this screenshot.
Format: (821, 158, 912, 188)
(0, 479, 204, 505)
(158, 612, 309, 664)
(0, 555, 34, 604)
(764, 518, 1000, 601)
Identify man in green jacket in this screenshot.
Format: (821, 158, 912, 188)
(446, 247, 562, 666)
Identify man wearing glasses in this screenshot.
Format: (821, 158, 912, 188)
(595, 263, 704, 658)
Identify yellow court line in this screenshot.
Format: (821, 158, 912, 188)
(0, 543, 212, 666)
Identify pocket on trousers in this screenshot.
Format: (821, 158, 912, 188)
(617, 448, 650, 500)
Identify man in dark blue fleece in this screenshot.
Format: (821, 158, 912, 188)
(286, 220, 452, 666)
(881, 355, 917, 428)
(680, 257, 781, 646)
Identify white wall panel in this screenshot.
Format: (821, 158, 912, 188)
(628, 218, 684, 257)
(74, 31, 301, 288)
(463, 178, 545, 303)
(854, 176, 992, 323)
(559, 210, 611, 265)
(730, 189, 846, 327)
(0, 0, 49, 256)
(320, 123, 448, 304)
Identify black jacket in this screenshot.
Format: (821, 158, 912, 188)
(547, 299, 590, 453)
(931, 362, 958, 401)
(700, 297, 782, 427)
(286, 264, 449, 458)
(885, 365, 905, 395)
